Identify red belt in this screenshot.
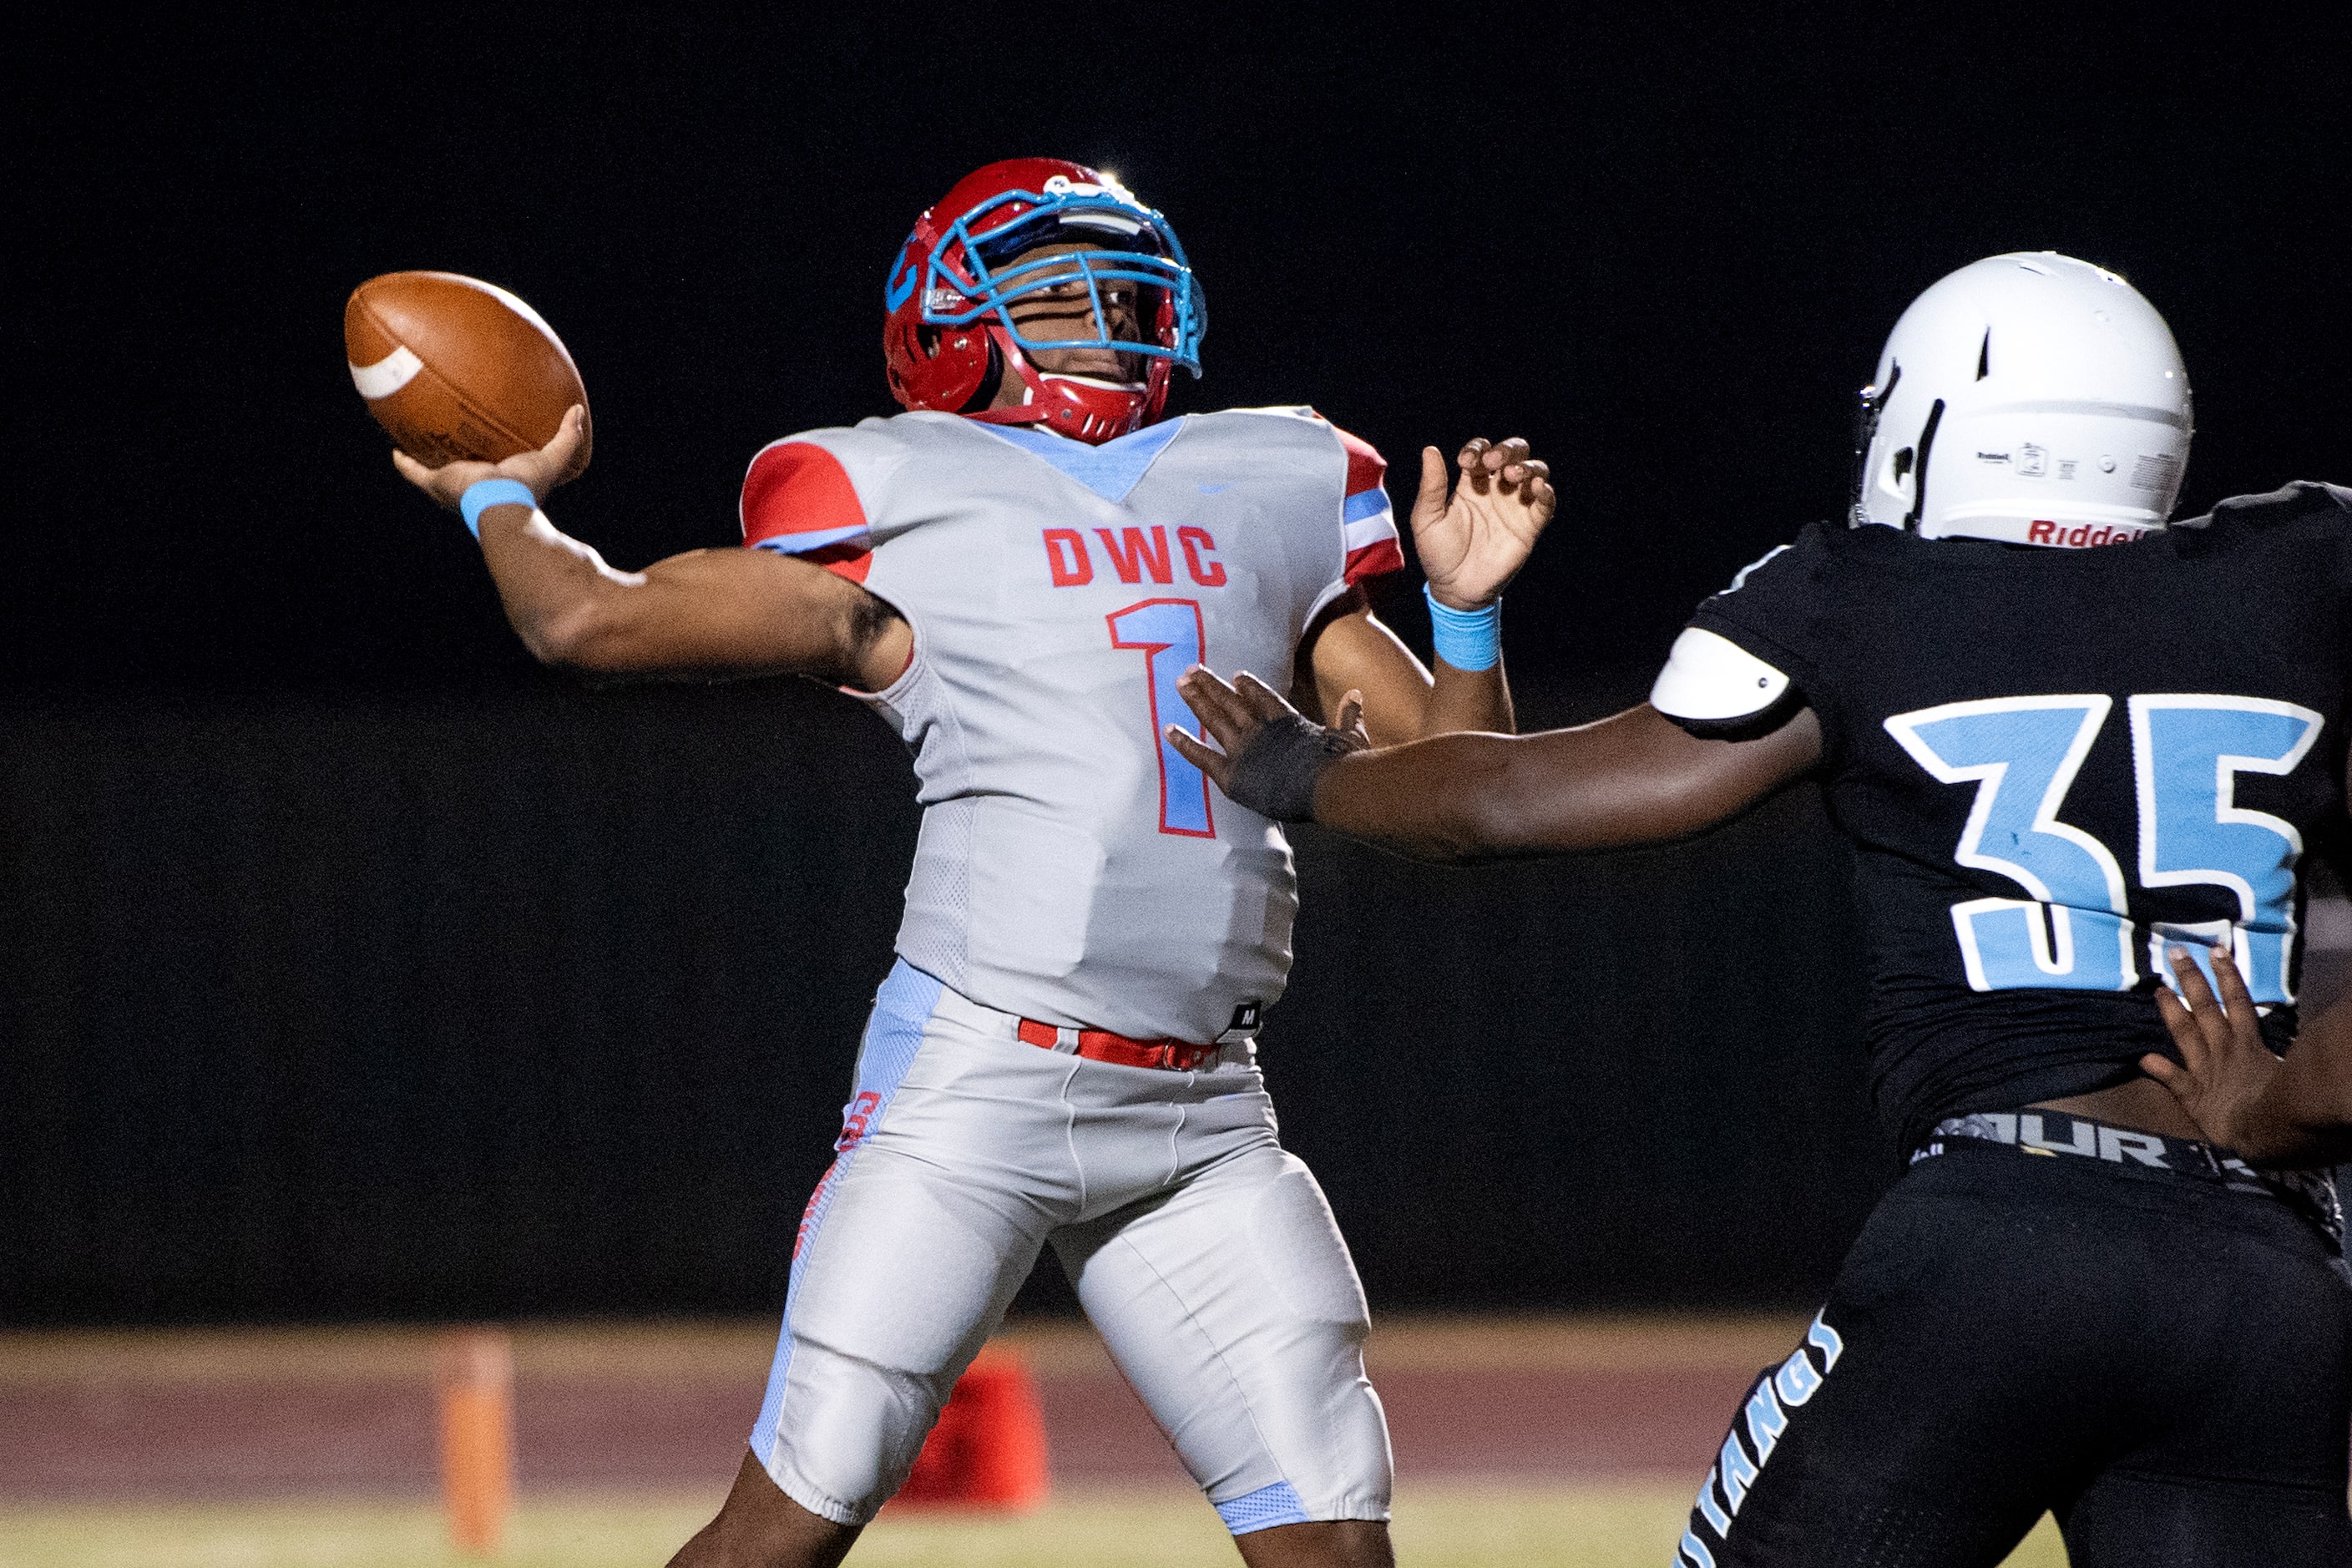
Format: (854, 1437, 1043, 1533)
(1016, 1017, 1222, 1072)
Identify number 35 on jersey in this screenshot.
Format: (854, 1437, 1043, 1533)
(1885, 693, 2324, 1003)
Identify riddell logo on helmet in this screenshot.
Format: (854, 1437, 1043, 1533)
(2026, 520, 2147, 548)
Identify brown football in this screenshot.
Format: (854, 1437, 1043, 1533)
(344, 271, 591, 470)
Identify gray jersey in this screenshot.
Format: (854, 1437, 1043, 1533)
(741, 408, 1403, 1042)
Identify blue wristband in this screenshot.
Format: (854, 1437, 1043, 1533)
(1424, 584, 1501, 671)
(458, 478, 538, 539)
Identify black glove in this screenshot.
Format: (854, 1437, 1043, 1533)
(1224, 712, 1364, 822)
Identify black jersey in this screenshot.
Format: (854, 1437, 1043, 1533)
(1680, 483, 2352, 1152)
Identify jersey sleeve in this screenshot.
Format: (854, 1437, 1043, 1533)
(2199, 480, 2352, 589)
(739, 431, 888, 584)
(1657, 524, 1837, 737)
(1333, 426, 1404, 586)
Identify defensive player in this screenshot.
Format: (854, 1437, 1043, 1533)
(389, 159, 1554, 1568)
(1174, 254, 2352, 1564)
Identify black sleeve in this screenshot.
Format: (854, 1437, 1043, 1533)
(2200, 480, 2352, 609)
(2329, 485, 2352, 599)
(1671, 523, 1838, 740)
(1686, 524, 1834, 675)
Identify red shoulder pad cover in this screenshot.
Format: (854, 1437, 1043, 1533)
(1333, 424, 1404, 586)
(741, 440, 875, 584)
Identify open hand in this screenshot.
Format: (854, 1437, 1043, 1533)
(2147, 943, 2284, 1156)
(1411, 438, 1555, 609)
(392, 403, 591, 512)
(1170, 667, 1365, 820)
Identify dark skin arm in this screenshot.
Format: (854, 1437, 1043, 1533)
(393, 239, 1167, 692)
(2149, 943, 2352, 1166)
(1171, 669, 1823, 862)
(396, 406, 913, 690)
(1168, 664, 2242, 1144)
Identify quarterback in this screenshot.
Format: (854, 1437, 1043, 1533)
(1179, 255, 2352, 1564)
(391, 159, 1552, 1568)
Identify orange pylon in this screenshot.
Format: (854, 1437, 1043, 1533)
(436, 1328, 515, 1555)
(894, 1344, 1051, 1511)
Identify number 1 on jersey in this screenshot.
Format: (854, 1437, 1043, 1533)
(1108, 599, 1216, 838)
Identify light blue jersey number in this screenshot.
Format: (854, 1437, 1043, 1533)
(1885, 693, 2324, 999)
(1885, 696, 2134, 992)
(2130, 696, 2323, 1003)
(1107, 598, 1216, 839)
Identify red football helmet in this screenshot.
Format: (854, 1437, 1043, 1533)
(883, 158, 1206, 443)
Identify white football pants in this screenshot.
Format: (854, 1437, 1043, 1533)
(749, 960, 1393, 1532)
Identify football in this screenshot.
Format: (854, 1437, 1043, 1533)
(344, 271, 591, 471)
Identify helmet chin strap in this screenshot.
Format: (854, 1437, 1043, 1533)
(960, 337, 1053, 427)
(1039, 371, 1150, 397)
(959, 328, 1158, 443)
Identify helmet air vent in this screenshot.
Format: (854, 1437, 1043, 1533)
(1903, 400, 1945, 529)
(1975, 331, 1990, 382)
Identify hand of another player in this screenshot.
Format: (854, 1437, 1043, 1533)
(2147, 944, 2287, 1156)
(392, 404, 592, 512)
(1410, 438, 1555, 609)
(1170, 667, 1366, 818)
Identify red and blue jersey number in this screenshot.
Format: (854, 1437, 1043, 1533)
(1107, 598, 1215, 838)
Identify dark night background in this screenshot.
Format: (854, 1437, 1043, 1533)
(5, 11, 2349, 1323)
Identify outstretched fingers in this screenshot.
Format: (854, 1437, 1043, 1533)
(2147, 978, 2207, 1105)
(1178, 665, 1253, 735)
(1174, 666, 1252, 784)
(1173, 667, 1306, 787)
(2154, 944, 2210, 1029)
(2147, 943, 2284, 1153)
(2167, 943, 2258, 1050)
(2207, 942, 2258, 1020)
(1230, 670, 1298, 720)
(2138, 1047, 2193, 1100)
(1166, 724, 1231, 786)
(2153, 947, 2233, 1082)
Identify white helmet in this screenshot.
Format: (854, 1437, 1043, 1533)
(1852, 252, 2192, 547)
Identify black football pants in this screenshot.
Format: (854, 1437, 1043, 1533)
(1677, 1141, 2352, 1566)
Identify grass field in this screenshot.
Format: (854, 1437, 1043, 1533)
(0, 1321, 2078, 1565)
(0, 1485, 2069, 1567)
